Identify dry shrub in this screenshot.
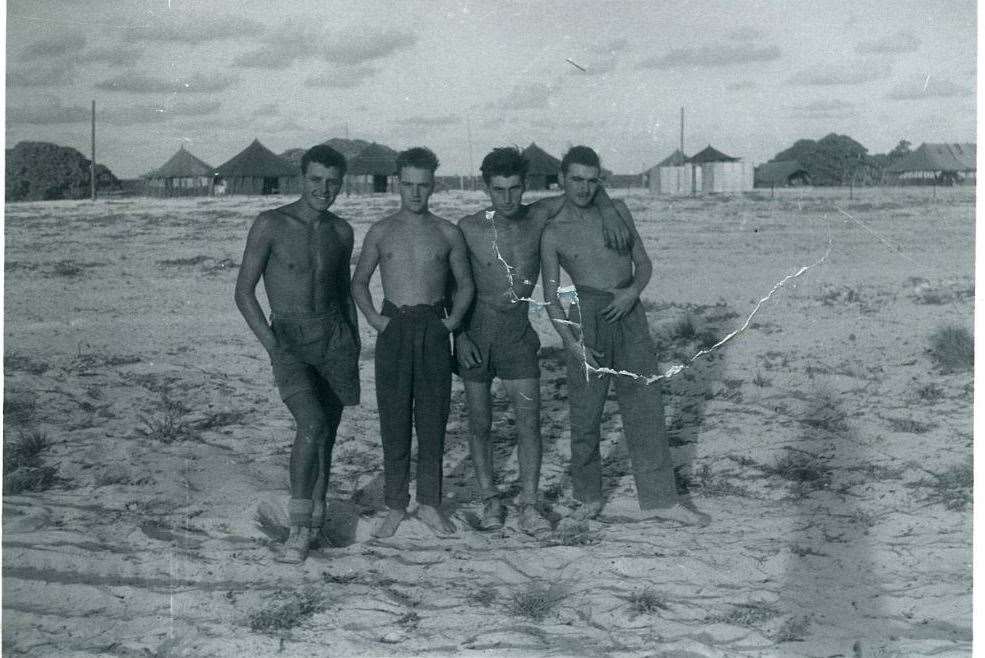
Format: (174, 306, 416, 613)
(509, 583, 567, 622)
(248, 590, 323, 633)
(928, 325, 973, 373)
(909, 462, 972, 511)
(629, 588, 669, 615)
(708, 600, 781, 627)
(466, 585, 498, 607)
(4, 430, 56, 494)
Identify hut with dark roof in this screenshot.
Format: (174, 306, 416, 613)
(347, 143, 399, 193)
(645, 149, 699, 194)
(754, 160, 811, 188)
(214, 139, 298, 195)
(522, 143, 562, 190)
(144, 145, 214, 197)
(688, 145, 752, 193)
(886, 143, 976, 185)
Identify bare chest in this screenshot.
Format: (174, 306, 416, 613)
(378, 224, 449, 268)
(270, 224, 343, 275)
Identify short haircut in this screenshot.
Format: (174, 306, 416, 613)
(301, 145, 347, 177)
(560, 145, 601, 174)
(480, 146, 529, 185)
(396, 146, 440, 176)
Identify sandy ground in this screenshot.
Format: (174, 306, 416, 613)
(2, 186, 973, 657)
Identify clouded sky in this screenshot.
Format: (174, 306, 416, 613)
(6, 0, 976, 178)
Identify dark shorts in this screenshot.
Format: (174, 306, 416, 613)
(270, 309, 360, 406)
(457, 301, 541, 382)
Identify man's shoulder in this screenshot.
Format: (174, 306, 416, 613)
(458, 209, 490, 232)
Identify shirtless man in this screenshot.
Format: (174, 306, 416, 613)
(352, 147, 474, 538)
(235, 145, 360, 563)
(456, 146, 631, 534)
(541, 145, 710, 525)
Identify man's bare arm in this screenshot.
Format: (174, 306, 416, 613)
(602, 201, 652, 322)
(595, 186, 633, 254)
(351, 224, 387, 332)
(336, 222, 360, 349)
(443, 225, 475, 332)
(234, 213, 278, 354)
(540, 226, 578, 347)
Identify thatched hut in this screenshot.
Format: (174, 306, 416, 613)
(347, 143, 399, 193)
(522, 143, 561, 190)
(885, 143, 976, 185)
(144, 145, 214, 197)
(214, 139, 298, 195)
(689, 145, 753, 193)
(645, 149, 699, 194)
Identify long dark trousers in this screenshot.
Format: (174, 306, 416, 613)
(565, 287, 679, 510)
(374, 300, 452, 509)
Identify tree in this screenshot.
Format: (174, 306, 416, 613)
(771, 133, 878, 186)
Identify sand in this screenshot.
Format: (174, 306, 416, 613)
(3, 186, 972, 656)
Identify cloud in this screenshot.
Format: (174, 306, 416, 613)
(96, 71, 238, 93)
(252, 116, 310, 133)
(99, 101, 221, 125)
(494, 83, 551, 110)
(887, 77, 972, 99)
(856, 31, 921, 54)
(77, 44, 145, 66)
(637, 43, 780, 68)
(124, 15, 264, 43)
(232, 46, 301, 70)
(7, 99, 89, 124)
(787, 61, 891, 85)
(792, 99, 855, 116)
(727, 27, 767, 41)
(17, 34, 87, 61)
(395, 115, 462, 128)
(727, 80, 758, 90)
(591, 38, 628, 54)
(7, 63, 76, 87)
(252, 104, 279, 117)
(322, 29, 417, 65)
(566, 55, 617, 76)
(304, 66, 377, 88)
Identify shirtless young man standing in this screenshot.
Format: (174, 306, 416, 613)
(352, 147, 474, 538)
(541, 145, 710, 525)
(456, 146, 632, 534)
(235, 145, 361, 564)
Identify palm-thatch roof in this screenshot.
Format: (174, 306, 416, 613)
(323, 138, 374, 162)
(754, 160, 810, 186)
(145, 145, 212, 179)
(348, 143, 399, 176)
(522, 143, 561, 175)
(215, 139, 295, 178)
(688, 145, 739, 164)
(886, 143, 976, 173)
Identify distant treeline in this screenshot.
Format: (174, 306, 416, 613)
(769, 133, 914, 186)
(6, 142, 120, 202)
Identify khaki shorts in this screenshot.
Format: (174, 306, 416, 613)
(456, 301, 540, 382)
(270, 310, 360, 406)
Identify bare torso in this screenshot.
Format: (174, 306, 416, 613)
(375, 212, 455, 305)
(549, 204, 633, 289)
(260, 205, 351, 315)
(458, 206, 547, 310)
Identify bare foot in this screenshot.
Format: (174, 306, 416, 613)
(570, 501, 603, 521)
(643, 503, 711, 526)
(372, 509, 406, 538)
(478, 499, 504, 531)
(417, 505, 457, 536)
(517, 505, 552, 537)
(274, 526, 309, 564)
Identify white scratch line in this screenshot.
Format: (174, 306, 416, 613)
(835, 206, 919, 266)
(922, 74, 931, 92)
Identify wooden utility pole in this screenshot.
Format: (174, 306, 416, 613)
(90, 100, 96, 201)
(465, 115, 475, 191)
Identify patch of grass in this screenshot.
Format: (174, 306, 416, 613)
(509, 583, 567, 622)
(95, 465, 134, 486)
(192, 409, 249, 431)
(928, 325, 973, 373)
(629, 588, 669, 615)
(140, 396, 193, 444)
(708, 600, 781, 627)
(158, 254, 212, 267)
(4, 392, 38, 426)
(466, 585, 498, 607)
(915, 383, 945, 403)
(819, 284, 861, 306)
(691, 465, 756, 498)
(4, 353, 49, 375)
(885, 417, 935, 434)
(248, 590, 324, 633)
(774, 615, 811, 642)
(204, 258, 239, 275)
(799, 391, 848, 435)
(752, 372, 772, 388)
(765, 451, 832, 493)
(909, 462, 972, 511)
(52, 261, 84, 277)
(4, 430, 48, 472)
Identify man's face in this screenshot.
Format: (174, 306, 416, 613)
(398, 166, 434, 214)
(562, 163, 601, 208)
(301, 162, 342, 213)
(486, 174, 525, 219)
